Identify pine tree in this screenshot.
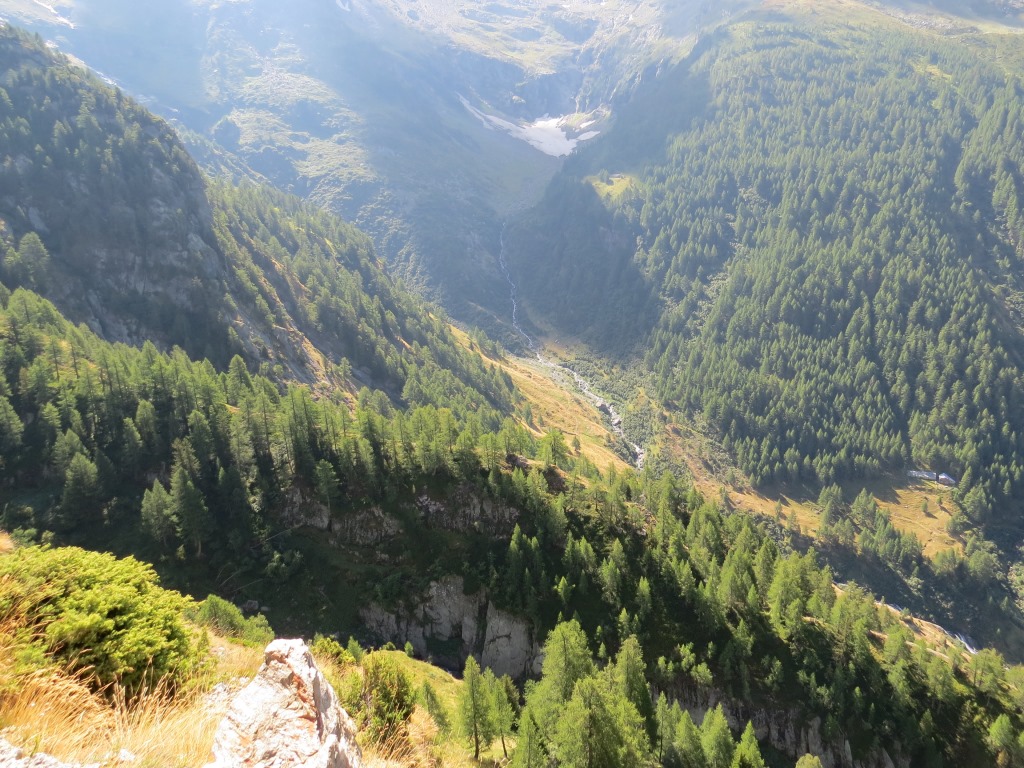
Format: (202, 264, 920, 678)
(988, 714, 1019, 767)
(614, 635, 655, 740)
(701, 705, 735, 768)
(673, 710, 706, 768)
(171, 462, 210, 558)
(314, 459, 339, 518)
(528, 619, 594, 734)
(0, 395, 23, 458)
(553, 676, 642, 768)
(730, 723, 765, 768)
(60, 452, 99, 527)
(16, 232, 50, 288)
(141, 479, 176, 547)
(654, 694, 682, 766)
(486, 670, 518, 758)
(511, 710, 547, 768)
(458, 656, 496, 760)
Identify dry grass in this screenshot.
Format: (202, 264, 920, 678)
(0, 652, 259, 768)
(659, 422, 962, 557)
(709, 474, 961, 558)
(0, 677, 224, 767)
(0, 593, 262, 768)
(361, 704, 509, 768)
(362, 706, 442, 768)
(449, 325, 630, 474)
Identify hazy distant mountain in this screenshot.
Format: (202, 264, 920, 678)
(0, 23, 514, 413)
(0, 0, 744, 329)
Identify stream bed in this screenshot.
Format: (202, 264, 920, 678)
(497, 227, 645, 469)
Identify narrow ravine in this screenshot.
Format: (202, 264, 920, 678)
(497, 226, 645, 469)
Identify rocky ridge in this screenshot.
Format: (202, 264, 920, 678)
(282, 484, 523, 547)
(206, 638, 363, 768)
(0, 640, 362, 768)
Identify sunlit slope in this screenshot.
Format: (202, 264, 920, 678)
(507, 1, 1024, 537)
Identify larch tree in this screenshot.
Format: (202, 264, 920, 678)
(458, 656, 496, 760)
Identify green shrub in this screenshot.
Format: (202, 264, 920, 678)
(0, 546, 200, 693)
(346, 636, 365, 662)
(193, 594, 274, 646)
(355, 651, 415, 740)
(310, 633, 355, 666)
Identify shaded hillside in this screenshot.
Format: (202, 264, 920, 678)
(0, 24, 230, 359)
(0, 24, 514, 416)
(506, 5, 1024, 531)
(0, 0, 755, 331)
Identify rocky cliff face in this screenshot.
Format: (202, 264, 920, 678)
(413, 486, 522, 537)
(675, 684, 907, 768)
(206, 639, 363, 768)
(282, 484, 521, 546)
(361, 575, 541, 679)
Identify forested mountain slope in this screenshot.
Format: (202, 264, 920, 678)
(0, 24, 514, 416)
(4, 279, 1024, 767)
(507, 4, 1024, 530)
(5, 14, 1024, 768)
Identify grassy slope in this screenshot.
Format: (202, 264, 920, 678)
(450, 325, 632, 473)
(371, 650, 510, 767)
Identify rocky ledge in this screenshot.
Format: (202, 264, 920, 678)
(206, 639, 362, 768)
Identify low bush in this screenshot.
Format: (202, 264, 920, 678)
(193, 594, 274, 646)
(341, 651, 415, 741)
(0, 545, 201, 693)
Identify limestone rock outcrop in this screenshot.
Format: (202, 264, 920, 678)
(205, 639, 362, 768)
(415, 486, 522, 538)
(361, 575, 542, 678)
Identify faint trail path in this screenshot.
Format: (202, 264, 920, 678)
(497, 225, 645, 469)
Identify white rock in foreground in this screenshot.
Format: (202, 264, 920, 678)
(0, 738, 95, 768)
(206, 639, 362, 768)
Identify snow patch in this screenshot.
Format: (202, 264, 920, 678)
(30, 0, 74, 28)
(459, 95, 599, 157)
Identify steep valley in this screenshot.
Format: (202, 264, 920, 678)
(6, 1, 1024, 766)
(0, 0, 737, 330)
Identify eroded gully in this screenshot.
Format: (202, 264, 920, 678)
(497, 226, 645, 469)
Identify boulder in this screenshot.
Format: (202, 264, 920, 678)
(206, 639, 362, 768)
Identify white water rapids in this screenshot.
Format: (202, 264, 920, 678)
(497, 227, 645, 469)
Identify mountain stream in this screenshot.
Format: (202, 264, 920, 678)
(497, 227, 645, 469)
